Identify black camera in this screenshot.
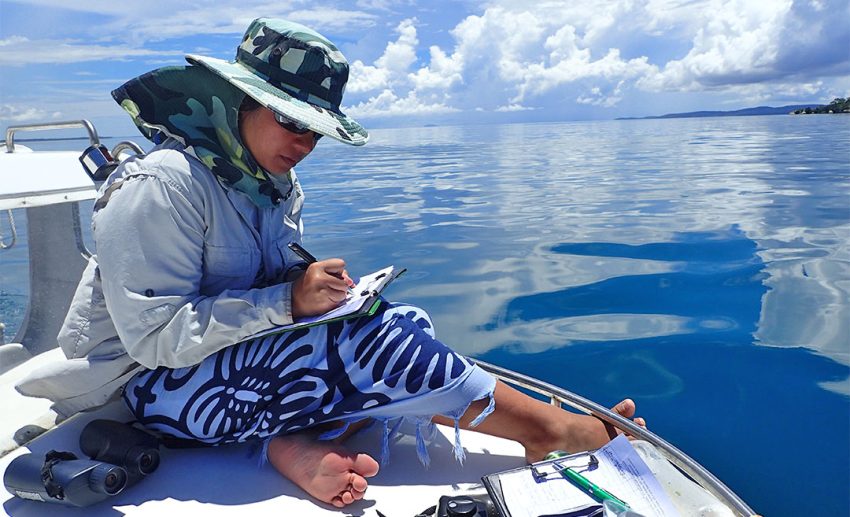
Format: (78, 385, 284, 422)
(437, 494, 493, 517)
(3, 451, 127, 507)
(79, 420, 160, 484)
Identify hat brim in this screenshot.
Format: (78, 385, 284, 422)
(186, 54, 368, 146)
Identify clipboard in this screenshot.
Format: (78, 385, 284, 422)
(481, 451, 603, 517)
(480, 436, 680, 517)
(251, 265, 406, 337)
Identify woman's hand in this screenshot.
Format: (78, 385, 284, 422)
(291, 259, 355, 318)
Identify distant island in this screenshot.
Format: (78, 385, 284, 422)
(790, 97, 850, 115)
(618, 98, 849, 120)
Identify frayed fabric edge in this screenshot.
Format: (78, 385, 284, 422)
(378, 387, 496, 469)
(254, 385, 496, 470)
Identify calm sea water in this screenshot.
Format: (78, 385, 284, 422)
(1, 116, 848, 516)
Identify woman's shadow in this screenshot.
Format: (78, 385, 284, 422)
(3, 403, 524, 516)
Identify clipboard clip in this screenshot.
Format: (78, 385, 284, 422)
(531, 453, 598, 482)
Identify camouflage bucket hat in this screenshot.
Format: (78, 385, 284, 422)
(187, 17, 368, 146)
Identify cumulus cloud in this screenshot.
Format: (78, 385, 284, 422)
(340, 2, 848, 117)
(348, 18, 418, 93)
(408, 45, 464, 91)
(348, 61, 391, 93)
(346, 18, 463, 116)
(637, 0, 850, 91)
(346, 89, 459, 117)
(3, 0, 848, 122)
(412, 6, 657, 109)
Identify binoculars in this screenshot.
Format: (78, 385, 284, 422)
(3, 420, 160, 507)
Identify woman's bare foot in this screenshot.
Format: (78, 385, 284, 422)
(267, 434, 380, 507)
(525, 398, 647, 462)
(433, 382, 647, 465)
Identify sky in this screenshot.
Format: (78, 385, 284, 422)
(1, 0, 849, 136)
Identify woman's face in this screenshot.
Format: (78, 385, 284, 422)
(239, 106, 319, 176)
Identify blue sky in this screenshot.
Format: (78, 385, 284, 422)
(1, 0, 848, 136)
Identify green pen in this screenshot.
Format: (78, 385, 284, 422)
(550, 459, 630, 512)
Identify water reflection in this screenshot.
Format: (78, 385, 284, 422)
(299, 116, 849, 516)
(3, 117, 848, 516)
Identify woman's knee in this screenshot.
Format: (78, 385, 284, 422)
(382, 302, 436, 338)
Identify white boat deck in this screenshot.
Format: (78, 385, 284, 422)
(1, 395, 527, 516)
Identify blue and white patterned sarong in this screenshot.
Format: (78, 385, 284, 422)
(122, 301, 496, 465)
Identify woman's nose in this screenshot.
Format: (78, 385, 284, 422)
(292, 131, 317, 153)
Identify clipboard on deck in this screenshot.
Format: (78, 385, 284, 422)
(480, 435, 680, 517)
(481, 450, 604, 517)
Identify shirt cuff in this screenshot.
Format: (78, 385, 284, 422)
(258, 282, 294, 326)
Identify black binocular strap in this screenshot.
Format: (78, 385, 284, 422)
(41, 450, 78, 500)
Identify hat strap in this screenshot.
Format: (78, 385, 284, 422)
(236, 49, 339, 111)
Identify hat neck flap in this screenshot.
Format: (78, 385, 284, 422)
(112, 65, 289, 208)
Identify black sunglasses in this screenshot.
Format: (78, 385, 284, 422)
(274, 112, 323, 141)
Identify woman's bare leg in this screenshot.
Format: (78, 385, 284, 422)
(433, 380, 646, 462)
(266, 381, 644, 506)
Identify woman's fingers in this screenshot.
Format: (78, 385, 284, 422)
(341, 269, 355, 288)
(323, 283, 348, 303)
(318, 260, 354, 292)
(292, 259, 353, 316)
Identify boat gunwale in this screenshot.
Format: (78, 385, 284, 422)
(473, 358, 756, 517)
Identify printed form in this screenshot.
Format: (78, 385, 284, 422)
(497, 435, 679, 517)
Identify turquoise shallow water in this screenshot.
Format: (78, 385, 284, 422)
(2, 116, 849, 515)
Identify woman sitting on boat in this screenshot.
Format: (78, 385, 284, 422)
(18, 17, 644, 508)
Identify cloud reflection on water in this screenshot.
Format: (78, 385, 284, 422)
(302, 117, 849, 379)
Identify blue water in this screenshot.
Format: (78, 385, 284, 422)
(1, 116, 848, 515)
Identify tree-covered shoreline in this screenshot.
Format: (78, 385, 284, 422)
(792, 98, 850, 114)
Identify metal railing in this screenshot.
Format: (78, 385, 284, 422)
(473, 359, 756, 517)
(4, 120, 101, 153)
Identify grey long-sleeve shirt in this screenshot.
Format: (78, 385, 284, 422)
(18, 139, 307, 415)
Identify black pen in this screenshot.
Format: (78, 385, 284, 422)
(287, 241, 318, 263)
(287, 242, 353, 293)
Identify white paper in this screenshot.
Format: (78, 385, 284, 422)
(498, 435, 679, 517)
(249, 265, 396, 338)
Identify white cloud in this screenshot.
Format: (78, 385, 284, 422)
(4, 1, 378, 43)
(2, 0, 847, 123)
(348, 62, 391, 93)
(431, 0, 848, 108)
(636, 0, 850, 92)
(576, 82, 625, 107)
(495, 104, 535, 112)
(0, 105, 62, 123)
(0, 37, 183, 66)
(347, 89, 459, 117)
(348, 18, 419, 94)
(375, 18, 418, 74)
(286, 8, 379, 31)
(430, 7, 656, 105)
(409, 45, 464, 90)
(0, 36, 28, 46)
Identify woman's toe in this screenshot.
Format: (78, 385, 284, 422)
(612, 398, 636, 418)
(351, 473, 369, 493)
